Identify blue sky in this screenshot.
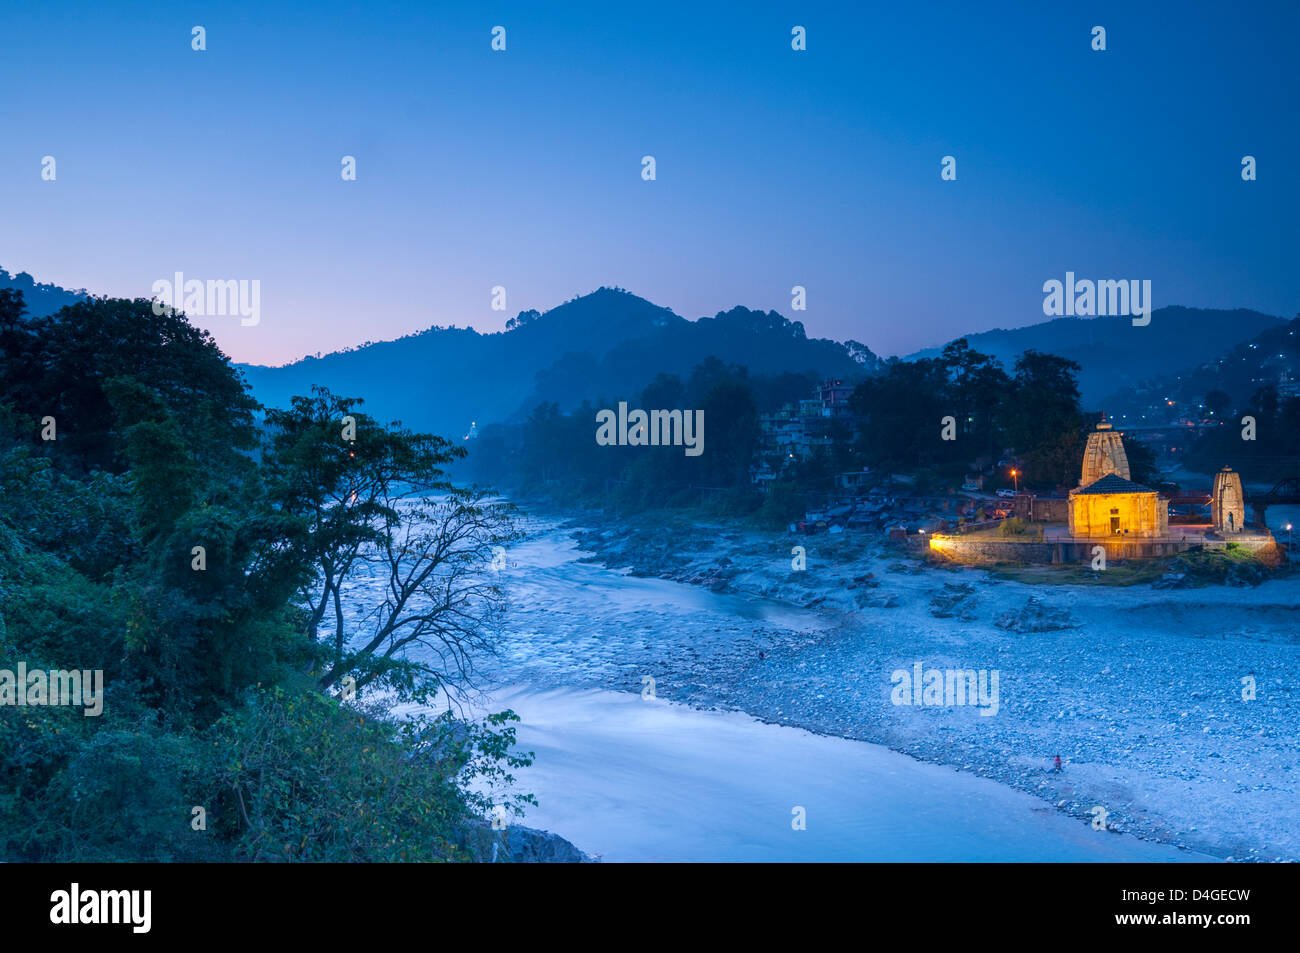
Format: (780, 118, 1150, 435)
(1, 0, 1295, 364)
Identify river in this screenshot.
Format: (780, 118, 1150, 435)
(449, 522, 1209, 862)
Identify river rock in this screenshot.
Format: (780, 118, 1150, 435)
(994, 596, 1079, 633)
(929, 582, 977, 620)
(466, 821, 598, 862)
(855, 590, 899, 608)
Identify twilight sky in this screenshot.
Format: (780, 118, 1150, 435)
(1, 0, 1296, 366)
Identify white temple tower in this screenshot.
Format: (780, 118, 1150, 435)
(1080, 416, 1130, 487)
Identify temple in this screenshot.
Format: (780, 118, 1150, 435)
(930, 421, 1278, 564)
(1212, 467, 1246, 534)
(1068, 473, 1168, 539)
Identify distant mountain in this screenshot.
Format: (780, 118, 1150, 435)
(238, 288, 877, 439)
(0, 268, 87, 318)
(1102, 314, 1300, 416)
(15, 265, 1284, 437)
(907, 306, 1286, 406)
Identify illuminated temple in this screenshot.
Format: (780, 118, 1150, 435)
(930, 422, 1277, 565)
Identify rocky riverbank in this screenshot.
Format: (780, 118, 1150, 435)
(463, 821, 598, 863)
(545, 511, 1300, 862)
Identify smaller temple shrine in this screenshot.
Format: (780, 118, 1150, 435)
(1211, 467, 1246, 534)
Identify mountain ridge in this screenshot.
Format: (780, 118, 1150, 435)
(6, 267, 1289, 441)
(905, 306, 1286, 405)
(237, 287, 876, 439)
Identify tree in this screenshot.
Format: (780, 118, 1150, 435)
(698, 378, 760, 487)
(1249, 384, 1279, 427)
(1000, 351, 1085, 488)
(941, 338, 1009, 458)
(759, 480, 806, 528)
(264, 388, 519, 702)
(1123, 436, 1162, 487)
(0, 296, 257, 474)
(850, 358, 950, 470)
(1, 297, 533, 862)
(1205, 388, 1231, 419)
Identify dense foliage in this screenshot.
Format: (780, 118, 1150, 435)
(471, 358, 806, 516)
(470, 339, 1125, 524)
(0, 290, 529, 862)
(1183, 383, 1300, 482)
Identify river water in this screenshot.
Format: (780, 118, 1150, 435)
(446, 523, 1209, 862)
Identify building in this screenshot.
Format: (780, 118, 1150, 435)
(1070, 422, 1168, 539)
(816, 379, 855, 418)
(755, 378, 860, 479)
(1068, 473, 1168, 538)
(1211, 467, 1246, 534)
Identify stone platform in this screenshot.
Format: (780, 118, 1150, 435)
(929, 525, 1277, 565)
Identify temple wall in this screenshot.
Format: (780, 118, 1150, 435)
(927, 537, 1058, 563)
(1068, 491, 1166, 538)
(1014, 495, 1068, 522)
(929, 533, 1276, 565)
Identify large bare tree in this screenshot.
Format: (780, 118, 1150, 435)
(264, 388, 518, 704)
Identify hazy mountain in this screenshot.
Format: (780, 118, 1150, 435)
(0, 268, 87, 318)
(238, 288, 876, 439)
(15, 266, 1284, 438)
(907, 306, 1286, 407)
(1102, 314, 1300, 416)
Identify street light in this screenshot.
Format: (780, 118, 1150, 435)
(1288, 523, 1293, 552)
(1011, 469, 1019, 493)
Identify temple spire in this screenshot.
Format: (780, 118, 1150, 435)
(1080, 415, 1129, 485)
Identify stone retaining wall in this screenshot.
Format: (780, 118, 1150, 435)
(930, 532, 1277, 565)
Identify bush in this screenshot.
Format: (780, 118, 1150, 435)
(998, 516, 1041, 539)
(759, 481, 806, 528)
(37, 723, 217, 862)
(200, 688, 535, 862)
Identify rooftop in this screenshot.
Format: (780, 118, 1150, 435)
(1075, 473, 1156, 496)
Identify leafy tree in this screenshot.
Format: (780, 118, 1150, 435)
(1204, 388, 1231, 418)
(941, 338, 1009, 459)
(0, 291, 533, 862)
(202, 689, 534, 862)
(698, 378, 760, 487)
(0, 296, 257, 475)
(1000, 351, 1085, 488)
(759, 480, 807, 528)
(263, 388, 519, 701)
(1124, 435, 1162, 487)
(850, 358, 950, 470)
